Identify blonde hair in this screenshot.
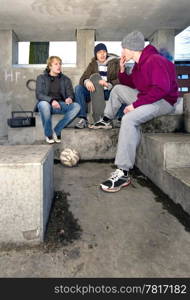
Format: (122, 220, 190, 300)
(46, 56, 62, 72)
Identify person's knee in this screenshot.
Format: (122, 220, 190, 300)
(110, 84, 123, 96)
(75, 85, 88, 100)
(121, 113, 136, 126)
(75, 85, 83, 94)
(112, 84, 132, 97)
(38, 101, 51, 113)
(73, 102, 81, 113)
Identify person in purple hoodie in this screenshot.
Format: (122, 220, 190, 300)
(91, 31, 179, 193)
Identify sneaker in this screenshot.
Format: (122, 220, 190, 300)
(75, 118, 88, 129)
(53, 131, 61, 143)
(45, 136, 54, 144)
(88, 118, 112, 129)
(100, 169, 131, 192)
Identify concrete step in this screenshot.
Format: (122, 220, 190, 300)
(8, 112, 184, 146)
(53, 128, 119, 160)
(136, 133, 190, 214)
(0, 136, 8, 145)
(165, 167, 190, 215)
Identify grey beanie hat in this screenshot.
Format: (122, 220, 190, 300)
(121, 31, 145, 51)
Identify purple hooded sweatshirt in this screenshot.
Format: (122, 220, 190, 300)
(118, 45, 179, 108)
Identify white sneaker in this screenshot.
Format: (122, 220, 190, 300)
(100, 169, 131, 192)
(53, 131, 61, 143)
(45, 136, 54, 144)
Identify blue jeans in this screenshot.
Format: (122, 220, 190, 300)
(75, 85, 110, 118)
(75, 85, 125, 119)
(37, 101, 80, 137)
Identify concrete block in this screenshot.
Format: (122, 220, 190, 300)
(0, 100, 10, 138)
(8, 126, 36, 145)
(183, 93, 190, 133)
(0, 145, 54, 245)
(141, 114, 184, 133)
(55, 128, 119, 160)
(166, 167, 190, 214)
(136, 133, 190, 214)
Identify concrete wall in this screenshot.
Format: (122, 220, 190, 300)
(148, 29, 175, 61)
(184, 93, 190, 132)
(0, 29, 95, 137)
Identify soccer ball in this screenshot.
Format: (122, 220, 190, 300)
(60, 148, 80, 167)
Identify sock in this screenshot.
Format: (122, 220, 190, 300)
(103, 116, 110, 122)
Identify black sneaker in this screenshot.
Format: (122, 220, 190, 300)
(75, 118, 88, 129)
(88, 118, 112, 129)
(100, 169, 131, 192)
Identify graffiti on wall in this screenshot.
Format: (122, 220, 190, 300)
(4, 70, 24, 82)
(26, 79, 36, 91)
(4, 70, 36, 91)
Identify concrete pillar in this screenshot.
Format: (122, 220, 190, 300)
(12, 31, 19, 65)
(148, 29, 175, 61)
(0, 30, 18, 137)
(0, 30, 18, 67)
(76, 29, 95, 68)
(183, 93, 190, 133)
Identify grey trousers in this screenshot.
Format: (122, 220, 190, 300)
(104, 85, 175, 171)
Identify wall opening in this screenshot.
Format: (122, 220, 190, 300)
(18, 41, 76, 66)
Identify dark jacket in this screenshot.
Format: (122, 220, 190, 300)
(36, 70, 74, 104)
(118, 45, 179, 108)
(79, 54, 120, 86)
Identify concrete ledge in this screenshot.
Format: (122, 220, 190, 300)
(166, 167, 190, 213)
(184, 93, 190, 133)
(136, 133, 190, 214)
(141, 114, 184, 133)
(0, 145, 54, 245)
(8, 112, 184, 146)
(55, 128, 119, 160)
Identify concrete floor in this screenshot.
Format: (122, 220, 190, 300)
(0, 162, 190, 278)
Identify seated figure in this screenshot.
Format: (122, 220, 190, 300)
(36, 56, 80, 143)
(74, 43, 121, 128)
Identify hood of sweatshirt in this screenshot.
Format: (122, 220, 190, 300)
(137, 44, 159, 67)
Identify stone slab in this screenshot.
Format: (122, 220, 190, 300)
(0, 145, 54, 245)
(136, 133, 190, 214)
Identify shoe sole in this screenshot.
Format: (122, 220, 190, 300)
(88, 124, 112, 129)
(100, 180, 131, 193)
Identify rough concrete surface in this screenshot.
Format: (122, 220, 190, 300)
(136, 133, 190, 215)
(0, 0, 189, 41)
(0, 145, 54, 244)
(0, 162, 190, 278)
